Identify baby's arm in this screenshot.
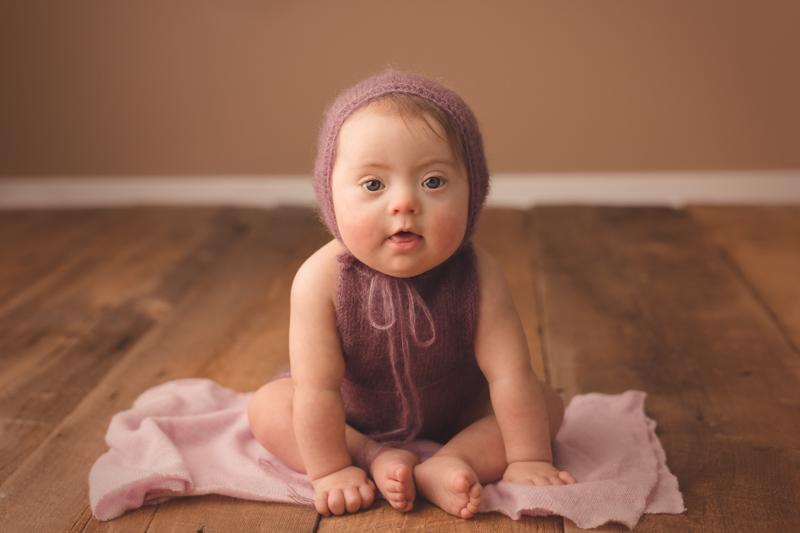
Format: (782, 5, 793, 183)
(289, 243, 376, 515)
(473, 247, 577, 485)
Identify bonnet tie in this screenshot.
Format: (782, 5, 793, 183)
(367, 273, 436, 345)
(363, 271, 436, 445)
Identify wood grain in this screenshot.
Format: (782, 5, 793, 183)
(0, 210, 125, 307)
(534, 207, 800, 531)
(0, 207, 321, 532)
(3, 205, 798, 532)
(317, 499, 563, 533)
(689, 205, 800, 355)
(136, 206, 330, 533)
(0, 207, 225, 484)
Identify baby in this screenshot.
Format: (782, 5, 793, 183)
(248, 71, 576, 520)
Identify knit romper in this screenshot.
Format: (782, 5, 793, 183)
(336, 244, 487, 444)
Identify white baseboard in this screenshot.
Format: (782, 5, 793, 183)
(1, 171, 798, 210)
(488, 171, 800, 208)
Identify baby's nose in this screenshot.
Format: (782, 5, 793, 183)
(389, 186, 419, 214)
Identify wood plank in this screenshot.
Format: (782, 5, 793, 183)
(689, 205, 800, 354)
(318, 499, 563, 533)
(0, 209, 130, 310)
(0, 209, 107, 250)
(0, 207, 215, 370)
(0, 207, 225, 485)
(112, 496, 320, 533)
(533, 206, 800, 531)
(137, 207, 331, 532)
(0, 207, 321, 533)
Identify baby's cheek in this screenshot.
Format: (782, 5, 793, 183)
(338, 212, 378, 251)
(432, 209, 469, 249)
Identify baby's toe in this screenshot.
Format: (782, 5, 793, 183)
(389, 493, 412, 511)
(467, 484, 482, 511)
(394, 465, 411, 483)
(452, 472, 472, 493)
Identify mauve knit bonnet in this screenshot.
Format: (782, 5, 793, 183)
(313, 70, 490, 245)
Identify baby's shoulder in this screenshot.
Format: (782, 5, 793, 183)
(471, 244, 506, 285)
(471, 244, 515, 310)
(292, 239, 345, 304)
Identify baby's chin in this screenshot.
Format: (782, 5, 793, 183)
(358, 252, 451, 279)
(340, 236, 462, 278)
(365, 261, 428, 279)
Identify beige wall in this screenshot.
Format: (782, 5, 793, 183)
(1, 1, 798, 177)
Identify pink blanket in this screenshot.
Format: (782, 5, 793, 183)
(89, 379, 684, 529)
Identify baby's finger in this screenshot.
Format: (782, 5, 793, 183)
(359, 482, 375, 509)
(530, 474, 551, 486)
(559, 470, 578, 484)
(314, 491, 331, 516)
(343, 487, 362, 514)
(328, 489, 346, 516)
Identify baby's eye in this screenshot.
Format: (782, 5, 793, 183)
(422, 176, 445, 189)
(362, 180, 384, 192)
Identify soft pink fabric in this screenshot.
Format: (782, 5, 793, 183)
(89, 379, 684, 529)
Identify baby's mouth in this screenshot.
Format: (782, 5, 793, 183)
(387, 231, 422, 250)
(388, 231, 420, 243)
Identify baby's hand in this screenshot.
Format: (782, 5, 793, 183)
(503, 461, 578, 486)
(310, 465, 377, 516)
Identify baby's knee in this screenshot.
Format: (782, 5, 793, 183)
(248, 378, 306, 472)
(248, 378, 294, 440)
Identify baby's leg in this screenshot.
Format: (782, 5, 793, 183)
(248, 377, 305, 472)
(414, 381, 568, 519)
(363, 442, 420, 512)
(413, 415, 504, 519)
(248, 378, 419, 511)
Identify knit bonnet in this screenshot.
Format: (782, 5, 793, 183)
(313, 70, 490, 245)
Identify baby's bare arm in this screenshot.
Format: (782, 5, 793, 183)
(289, 242, 377, 512)
(473, 247, 575, 484)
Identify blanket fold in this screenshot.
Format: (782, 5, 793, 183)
(89, 379, 684, 529)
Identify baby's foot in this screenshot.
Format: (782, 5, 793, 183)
(414, 454, 482, 519)
(369, 447, 420, 512)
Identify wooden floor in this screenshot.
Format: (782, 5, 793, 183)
(1, 205, 799, 532)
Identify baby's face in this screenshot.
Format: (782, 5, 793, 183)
(331, 106, 469, 278)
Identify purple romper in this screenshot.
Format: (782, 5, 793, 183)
(336, 244, 487, 444)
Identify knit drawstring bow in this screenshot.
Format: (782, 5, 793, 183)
(364, 272, 436, 444)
